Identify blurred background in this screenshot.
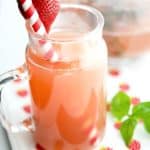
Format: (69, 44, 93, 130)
(0, 0, 27, 74)
(62, 0, 150, 62)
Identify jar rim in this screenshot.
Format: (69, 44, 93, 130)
(26, 3, 104, 43)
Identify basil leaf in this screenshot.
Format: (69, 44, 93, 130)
(132, 102, 150, 133)
(120, 118, 137, 146)
(132, 102, 150, 119)
(142, 114, 150, 133)
(110, 91, 130, 120)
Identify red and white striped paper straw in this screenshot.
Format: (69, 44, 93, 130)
(19, 0, 58, 61)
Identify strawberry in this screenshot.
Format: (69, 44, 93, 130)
(16, 0, 60, 32)
(32, 0, 60, 32)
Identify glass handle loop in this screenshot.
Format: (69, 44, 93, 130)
(0, 64, 34, 132)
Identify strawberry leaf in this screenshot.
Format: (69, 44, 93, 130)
(120, 118, 137, 146)
(110, 91, 130, 120)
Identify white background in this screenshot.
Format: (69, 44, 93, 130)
(0, 0, 28, 74)
(0, 0, 27, 149)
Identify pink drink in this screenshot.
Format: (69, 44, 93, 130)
(26, 4, 107, 149)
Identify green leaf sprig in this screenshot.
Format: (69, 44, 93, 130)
(110, 91, 150, 146)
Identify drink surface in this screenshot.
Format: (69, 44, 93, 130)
(26, 31, 107, 150)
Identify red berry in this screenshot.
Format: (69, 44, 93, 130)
(131, 97, 140, 106)
(119, 83, 130, 91)
(32, 0, 60, 32)
(109, 68, 120, 77)
(114, 121, 122, 129)
(23, 105, 31, 114)
(17, 89, 28, 97)
(129, 140, 141, 150)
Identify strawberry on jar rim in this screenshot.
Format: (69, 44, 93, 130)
(32, 0, 60, 32)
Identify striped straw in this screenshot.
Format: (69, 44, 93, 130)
(18, 0, 58, 61)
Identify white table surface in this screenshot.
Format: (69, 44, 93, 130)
(1, 54, 150, 150)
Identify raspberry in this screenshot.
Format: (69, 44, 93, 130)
(23, 105, 31, 114)
(114, 121, 122, 129)
(119, 83, 130, 91)
(109, 68, 120, 77)
(131, 97, 140, 106)
(16, 89, 28, 97)
(129, 140, 141, 150)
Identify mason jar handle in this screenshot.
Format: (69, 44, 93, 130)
(0, 64, 34, 132)
(0, 64, 27, 91)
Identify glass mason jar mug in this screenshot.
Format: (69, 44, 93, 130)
(0, 4, 107, 150)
